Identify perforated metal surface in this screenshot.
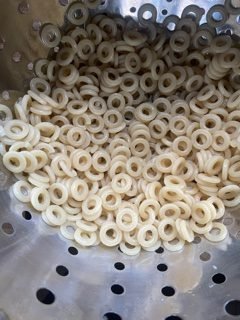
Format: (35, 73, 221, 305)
(1, 1, 240, 319)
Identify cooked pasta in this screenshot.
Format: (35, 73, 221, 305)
(1, 2, 240, 255)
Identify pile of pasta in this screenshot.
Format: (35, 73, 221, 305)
(1, 1, 240, 255)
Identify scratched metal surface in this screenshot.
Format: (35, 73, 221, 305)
(0, 1, 240, 320)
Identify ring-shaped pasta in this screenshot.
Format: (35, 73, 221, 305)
(40, 24, 61, 48)
(218, 184, 240, 200)
(12, 180, 32, 203)
(142, 162, 161, 182)
(192, 30, 213, 49)
(169, 115, 189, 136)
(31, 187, 50, 211)
(205, 156, 224, 176)
(111, 173, 132, 194)
(191, 129, 213, 150)
(138, 3, 157, 25)
(212, 130, 230, 151)
(72, 150, 92, 172)
(181, 4, 205, 23)
(135, 103, 157, 123)
(164, 175, 186, 190)
(70, 178, 89, 202)
(169, 30, 190, 53)
(130, 138, 150, 158)
(99, 222, 122, 247)
(137, 224, 158, 248)
(159, 186, 184, 202)
(163, 237, 185, 251)
(206, 196, 225, 220)
(74, 229, 97, 246)
(45, 205, 66, 226)
(158, 73, 177, 95)
(155, 153, 177, 173)
(140, 73, 157, 93)
(158, 218, 177, 241)
(116, 208, 138, 232)
(30, 78, 51, 96)
(60, 221, 78, 240)
(159, 203, 181, 220)
(49, 182, 68, 205)
(67, 2, 89, 25)
(82, 194, 102, 221)
(151, 60, 165, 80)
(3, 151, 27, 173)
(56, 47, 75, 66)
(204, 222, 228, 242)
(92, 149, 111, 172)
(101, 188, 121, 211)
(119, 242, 141, 256)
(4, 120, 29, 140)
(206, 5, 228, 28)
(172, 136, 192, 157)
(124, 53, 141, 74)
(192, 202, 212, 225)
(175, 219, 194, 242)
(190, 219, 213, 234)
(97, 41, 114, 63)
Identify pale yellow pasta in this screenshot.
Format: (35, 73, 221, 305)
(158, 73, 177, 95)
(191, 129, 213, 150)
(155, 153, 177, 173)
(99, 222, 122, 247)
(172, 136, 192, 157)
(3, 151, 27, 173)
(137, 224, 158, 248)
(158, 218, 178, 241)
(45, 205, 67, 226)
(74, 229, 97, 246)
(190, 219, 213, 235)
(159, 186, 184, 203)
(31, 187, 50, 211)
(116, 208, 138, 232)
(60, 221, 78, 240)
(111, 173, 132, 194)
(4, 6, 240, 255)
(70, 178, 89, 202)
(13, 180, 32, 203)
(192, 202, 212, 225)
(49, 182, 68, 205)
(212, 130, 230, 151)
(204, 222, 227, 242)
(163, 237, 185, 251)
(175, 218, 194, 242)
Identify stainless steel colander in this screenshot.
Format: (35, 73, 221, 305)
(1, 1, 240, 319)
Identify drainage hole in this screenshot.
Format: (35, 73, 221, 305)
(111, 284, 124, 295)
(1, 223, 14, 235)
(157, 263, 168, 272)
(22, 211, 32, 220)
(162, 286, 175, 297)
(36, 288, 55, 305)
(68, 246, 78, 255)
(56, 265, 69, 277)
(114, 262, 125, 270)
(225, 300, 240, 316)
(212, 273, 226, 284)
(103, 312, 122, 320)
(155, 246, 164, 254)
(200, 252, 211, 261)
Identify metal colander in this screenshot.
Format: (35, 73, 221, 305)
(0, 1, 240, 319)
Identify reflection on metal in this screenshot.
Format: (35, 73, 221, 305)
(0, 0, 240, 319)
